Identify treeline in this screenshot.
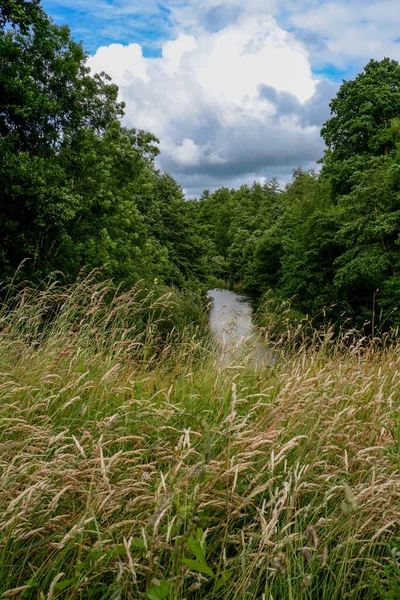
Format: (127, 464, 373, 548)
(3, 1, 400, 333)
(0, 0, 210, 291)
(191, 59, 400, 332)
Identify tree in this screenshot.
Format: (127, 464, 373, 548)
(0, 11, 123, 152)
(332, 155, 400, 328)
(0, 1, 209, 291)
(0, 2, 128, 281)
(321, 58, 400, 197)
(147, 173, 210, 285)
(0, 0, 43, 32)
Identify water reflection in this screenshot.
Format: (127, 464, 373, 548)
(207, 288, 273, 367)
(207, 288, 253, 347)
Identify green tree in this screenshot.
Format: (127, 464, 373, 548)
(0, 2, 125, 281)
(321, 58, 400, 197)
(332, 155, 400, 328)
(0, 1, 209, 290)
(0, 0, 43, 32)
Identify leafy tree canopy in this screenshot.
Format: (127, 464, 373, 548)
(194, 59, 400, 331)
(0, 0, 209, 290)
(321, 58, 400, 196)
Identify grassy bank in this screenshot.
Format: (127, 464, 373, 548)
(0, 277, 399, 599)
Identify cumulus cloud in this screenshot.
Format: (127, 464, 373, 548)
(288, 1, 400, 69)
(202, 3, 242, 32)
(259, 79, 339, 127)
(88, 12, 333, 195)
(42, 0, 400, 195)
(168, 0, 400, 70)
(45, 0, 400, 70)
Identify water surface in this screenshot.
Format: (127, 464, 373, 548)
(207, 288, 275, 367)
(207, 288, 253, 348)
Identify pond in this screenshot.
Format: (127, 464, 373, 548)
(207, 288, 253, 347)
(207, 288, 275, 367)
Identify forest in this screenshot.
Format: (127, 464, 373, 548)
(3, 1, 400, 333)
(1, 2, 400, 600)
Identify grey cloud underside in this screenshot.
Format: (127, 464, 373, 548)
(293, 29, 329, 56)
(121, 82, 321, 179)
(202, 3, 242, 32)
(160, 124, 324, 178)
(259, 79, 339, 127)
(155, 82, 336, 187)
(109, 30, 339, 195)
(47, 0, 400, 200)
(120, 76, 334, 193)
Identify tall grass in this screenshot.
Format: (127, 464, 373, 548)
(0, 275, 399, 599)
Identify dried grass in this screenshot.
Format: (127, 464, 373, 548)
(0, 275, 399, 598)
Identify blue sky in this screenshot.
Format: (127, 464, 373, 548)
(42, 0, 169, 56)
(41, 0, 400, 195)
(42, 0, 357, 74)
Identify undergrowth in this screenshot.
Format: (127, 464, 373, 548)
(0, 274, 399, 599)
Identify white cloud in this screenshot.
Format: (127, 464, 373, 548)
(91, 43, 150, 84)
(193, 15, 315, 106)
(162, 34, 198, 75)
(288, 0, 400, 67)
(44, 0, 400, 194)
(165, 0, 400, 70)
(165, 138, 203, 166)
(88, 13, 326, 194)
(45, 0, 400, 71)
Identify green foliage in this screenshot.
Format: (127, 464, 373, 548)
(0, 1, 209, 291)
(0, 0, 44, 33)
(197, 60, 400, 333)
(182, 529, 214, 577)
(321, 58, 400, 197)
(3, 0, 400, 338)
(146, 581, 172, 600)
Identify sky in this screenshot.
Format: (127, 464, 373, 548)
(42, 0, 400, 196)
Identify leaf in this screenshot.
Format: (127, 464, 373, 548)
(182, 558, 214, 577)
(21, 580, 39, 598)
(87, 585, 107, 598)
(216, 570, 233, 591)
(146, 581, 171, 600)
(88, 549, 104, 562)
(105, 544, 127, 560)
(54, 577, 79, 591)
(187, 535, 205, 562)
(103, 539, 146, 562)
(131, 538, 146, 550)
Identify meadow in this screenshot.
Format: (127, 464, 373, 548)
(0, 275, 399, 599)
